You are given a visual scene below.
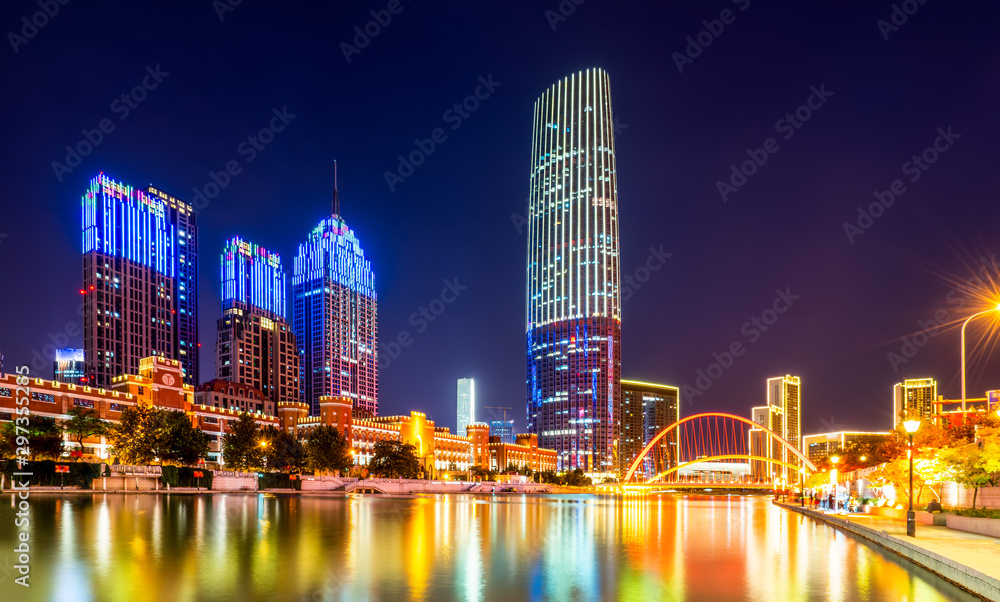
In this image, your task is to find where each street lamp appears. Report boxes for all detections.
[961,305,1000,424]
[830,455,840,513]
[903,419,921,537]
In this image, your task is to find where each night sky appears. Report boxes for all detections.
[2,1,1000,436]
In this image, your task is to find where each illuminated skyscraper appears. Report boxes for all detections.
[760,375,801,481]
[216,237,299,414]
[618,380,679,477]
[893,378,937,427]
[82,173,198,386]
[293,206,377,415]
[457,378,475,436]
[526,68,621,472]
[144,185,199,385]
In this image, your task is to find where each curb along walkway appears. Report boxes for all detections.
[777,502,1000,601]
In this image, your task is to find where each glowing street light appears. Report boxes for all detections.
[903,419,921,537]
[960,304,1000,424]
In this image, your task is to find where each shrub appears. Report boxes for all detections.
[1,459,105,489]
[160,465,213,489]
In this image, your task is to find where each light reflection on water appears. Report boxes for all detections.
[0,492,979,601]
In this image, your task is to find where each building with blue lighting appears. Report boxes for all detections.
[216,237,299,413]
[293,214,377,415]
[144,185,199,386]
[82,173,199,386]
[525,69,622,473]
[53,348,85,384]
[490,419,514,444]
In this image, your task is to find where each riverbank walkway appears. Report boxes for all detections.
[777,502,1000,600]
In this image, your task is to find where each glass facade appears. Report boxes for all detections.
[82,173,194,386]
[293,215,377,415]
[526,68,621,472]
[457,378,475,436]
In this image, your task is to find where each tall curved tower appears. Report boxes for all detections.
[526,68,621,473]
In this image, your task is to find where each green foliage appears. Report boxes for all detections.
[260,426,306,472]
[62,407,107,454]
[157,410,211,465]
[562,468,592,487]
[258,472,301,490]
[939,440,1000,509]
[536,470,560,484]
[0,416,64,460]
[471,465,496,481]
[106,404,160,465]
[369,440,420,478]
[944,506,1000,519]
[1,459,103,489]
[304,426,353,475]
[160,465,213,489]
[106,405,209,466]
[222,413,264,471]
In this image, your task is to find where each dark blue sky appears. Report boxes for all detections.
[2,1,1000,435]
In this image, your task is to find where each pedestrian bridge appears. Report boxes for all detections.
[618,412,817,492]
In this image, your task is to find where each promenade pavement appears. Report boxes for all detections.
[779,503,1000,599]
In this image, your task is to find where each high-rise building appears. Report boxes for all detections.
[801,431,892,465]
[144,185,199,385]
[216,237,299,412]
[490,419,514,444]
[526,68,621,473]
[457,378,475,436]
[748,376,801,481]
[83,173,198,386]
[293,213,377,415]
[768,375,801,457]
[618,380,679,477]
[53,348,85,384]
[893,378,937,427]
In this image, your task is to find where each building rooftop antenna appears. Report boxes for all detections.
[332,159,340,220]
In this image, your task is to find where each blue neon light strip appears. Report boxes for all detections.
[81,173,175,277]
[220,236,286,317]
[292,217,375,298]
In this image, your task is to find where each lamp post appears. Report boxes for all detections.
[830,455,840,513]
[961,305,1000,425]
[903,419,921,537]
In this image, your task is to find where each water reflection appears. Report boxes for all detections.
[0,493,978,601]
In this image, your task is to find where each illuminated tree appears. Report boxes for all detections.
[62,407,107,458]
[222,413,264,471]
[0,416,64,460]
[260,426,305,472]
[304,426,352,475]
[369,440,420,479]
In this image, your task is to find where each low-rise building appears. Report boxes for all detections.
[801,431,892,464]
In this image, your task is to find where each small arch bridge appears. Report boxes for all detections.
[619,412,817,491]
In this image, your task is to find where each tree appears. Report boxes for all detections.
[369,440,420,479]
[106,405,209,466]
[260,426,305,472]
[304,426,353,475]
[107,404,161,465]
[222,413,264,471]
[536,470,560,485]
[562,468,592,487]
[156,410,210,466]
[63,407,107,458]
[0,416,64,460]
[471,465,495,481]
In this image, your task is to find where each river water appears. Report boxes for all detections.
[0,492,979,601]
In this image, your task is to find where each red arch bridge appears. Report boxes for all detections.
[615,412,817,492]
